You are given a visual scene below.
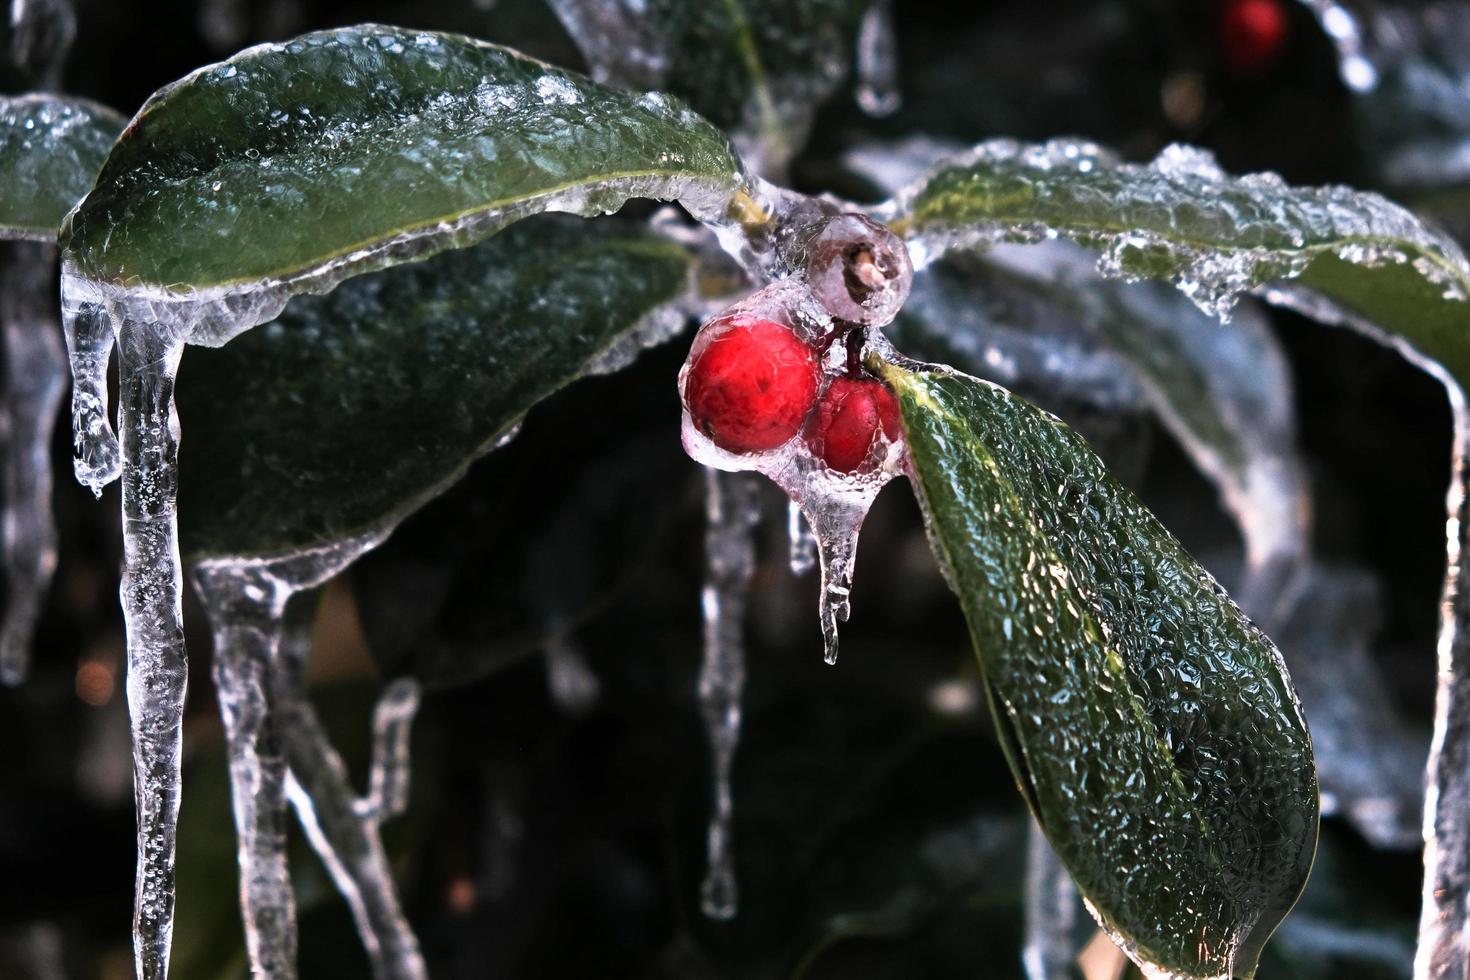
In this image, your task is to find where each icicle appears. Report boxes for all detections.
[357,678,420,822]
[1023,821,1079,980]
[114,315,187,980]
[193,564,297,980]
[1416,384,1470,980]
[698,469,760,921]
[0,242,65,684]
[1296,0,1379,92]
[61,295,119,495]
[786,499,817,576]
[854,0,900,117]
[276,601,427,980]
[544,634,600,715]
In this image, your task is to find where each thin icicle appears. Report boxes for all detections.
[1023,821,1079,980]
[1417,387,1470,980]
[61,296,118,495]
[276,600,427,980]
[0,242,65,684]
[786,499,817,576]
[698,469,760,921]
[357,679,421,823]
[854,0,899,116]
[193,564,297,980]
[115,316,187,980]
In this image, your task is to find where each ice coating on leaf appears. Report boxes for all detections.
[0,94,124,241]
[679,280,906,664]
[193,564,298,979]
[1274,564,1424,850]
[698,470,760,920]
[1023,821,1080,980]
[853,0,898,116]
[882,356,1318,979]
[276,598,427,980]
[885,138,1470,323]
[172,217,698,563]
[59,25,744,348]
[0,242,65,684]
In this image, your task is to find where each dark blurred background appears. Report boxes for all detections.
[0,0,1454,977]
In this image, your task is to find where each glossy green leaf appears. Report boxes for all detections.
[175,215,693,561]
[889,139,1470,386]
[61,24,742,295]
[0,94,123,241]
[878,358,1319,979]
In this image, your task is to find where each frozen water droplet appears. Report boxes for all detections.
[805,213,913,327]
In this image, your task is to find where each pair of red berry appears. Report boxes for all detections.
[682,314,899,475]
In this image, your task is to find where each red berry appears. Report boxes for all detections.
[683,315,821,454]
[1220,0,1288,76]
[803,377,902,474]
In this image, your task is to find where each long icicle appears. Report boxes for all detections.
[698,468,760,921]
[1022,820,1078,980]
[193,564,298,979]
[1418,386,1470,980]
[116,316,188,980]
[275,597,427,980]
[0,241,66,684]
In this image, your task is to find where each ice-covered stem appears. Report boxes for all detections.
[116,317,187,980]
[356,679,420,823]
[275,600,426,980]
[0,241,65,684]
[1022,821,1078,980]
[61,296,119,494]
[193,564,297,980]
[698,468,761,921]
[1419,389,1470,980]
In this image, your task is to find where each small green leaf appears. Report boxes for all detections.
[176,215,693,561]
[879,358,1319,979]
[61,25,742,295]
[0,94,124,241]
[890,140,1470,386]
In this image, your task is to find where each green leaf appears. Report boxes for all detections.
[0,94,124,241]
[175,215,693,562]
[61,25,742,297]
[878,358,1319,979]
[889,140,1470,386]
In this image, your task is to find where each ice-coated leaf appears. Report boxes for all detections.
[175,215,694,562]
[887,139,1470,385]
[60,25,741,316]
[0,94,123,241]
[548,0,867,175]
[879,358,1319,979]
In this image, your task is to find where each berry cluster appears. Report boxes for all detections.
[679,213,911,478]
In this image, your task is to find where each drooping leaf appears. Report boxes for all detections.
[878,357,1319,979]
[61,25,742,305]
[175,215,694,562]
[887,139,1470,386]
[0,94,124,241]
